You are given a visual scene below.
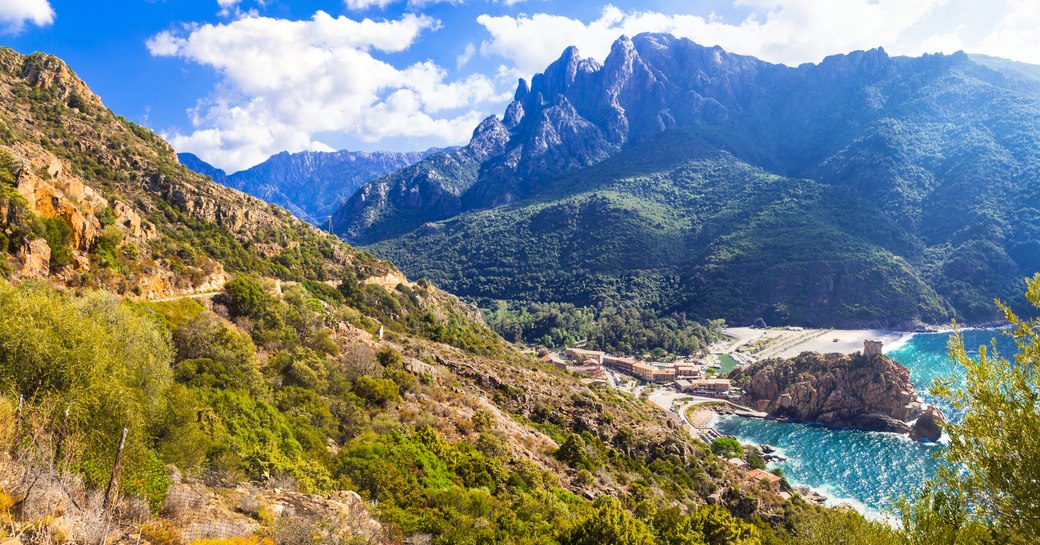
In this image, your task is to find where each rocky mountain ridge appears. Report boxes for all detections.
[179,147,446,225]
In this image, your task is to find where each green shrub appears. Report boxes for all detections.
[172,313,263,394]
[301,279,344,304]
[377,347,403,368]
[95,205,116,227]
[224,275,274,318]
[555,434,598,471]
[0,280,173,498]
[41,216,73,268]
[96,224,123,253]
[561,496,655,545]
[710,437,743,458]
[124,450,172,512]
[0,151,20,185]
[353,376,400,406]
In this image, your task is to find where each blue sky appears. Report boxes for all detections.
[1,0,1036,171]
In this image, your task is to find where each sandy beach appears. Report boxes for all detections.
[686,406,718,428]
[722,327,911,359]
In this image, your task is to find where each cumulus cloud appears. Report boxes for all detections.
[975,0,1040,64]
[0,0,55,33]
[477,1,947,75]
[148,11,507,171]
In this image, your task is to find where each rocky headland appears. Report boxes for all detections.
[729,351,944,441]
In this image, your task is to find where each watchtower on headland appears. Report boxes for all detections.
[864,339,883,357]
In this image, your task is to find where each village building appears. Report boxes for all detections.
[678,378,732,396]
[747,469,782,492]
[565,348,605,364]
[630,361,657,382]
[652,367,676,383]
[603,355,637,373]
[673,364,701,379]
[539,354,568,369]
[600,354,709,383]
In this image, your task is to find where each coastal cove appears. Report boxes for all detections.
[714,328,1013,517]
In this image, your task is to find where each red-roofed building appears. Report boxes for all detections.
[747,469,782,492]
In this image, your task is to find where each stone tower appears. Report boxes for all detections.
[864,339,883,357]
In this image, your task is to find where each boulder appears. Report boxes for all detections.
[911,405,945,442]
[17,238,50,278]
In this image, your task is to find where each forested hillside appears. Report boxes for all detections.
[338,34,1040,328]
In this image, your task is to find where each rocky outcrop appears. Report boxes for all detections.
[161,477,384,543]
[1,47,371,299]
[11,143,106,252]
[911,405,945,441]
[730,351,936,438]
[16,238,49,277]
[20,51,103,108]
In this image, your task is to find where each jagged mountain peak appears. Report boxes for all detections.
[529,43,602,107]
[513,77,530,101]
[470,115,511,158]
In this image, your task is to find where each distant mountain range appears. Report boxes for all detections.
[179,148,449,225]
[331,33,1040,328]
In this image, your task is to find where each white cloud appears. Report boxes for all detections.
[344,0,396,9]
[975,0,1040,64]
[0,0,54,33]
[217,0,242,17]
[217,0,267,18]
[149,11,507,171]
[477,1,1040,78]
[477,2,948,75]
[456,42,476,69]
[344,0,462,10]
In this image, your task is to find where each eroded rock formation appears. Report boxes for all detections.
[730,351,943,439]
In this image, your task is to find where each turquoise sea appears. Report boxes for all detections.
[714,328,1014,516]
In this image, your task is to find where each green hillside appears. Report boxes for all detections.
[370,131,952,328]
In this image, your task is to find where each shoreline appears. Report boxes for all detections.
[710,411,880,519]
[699,405,910,520]
[719,325,1008,359]
[721,327,912,359]
[881,331,915,353]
